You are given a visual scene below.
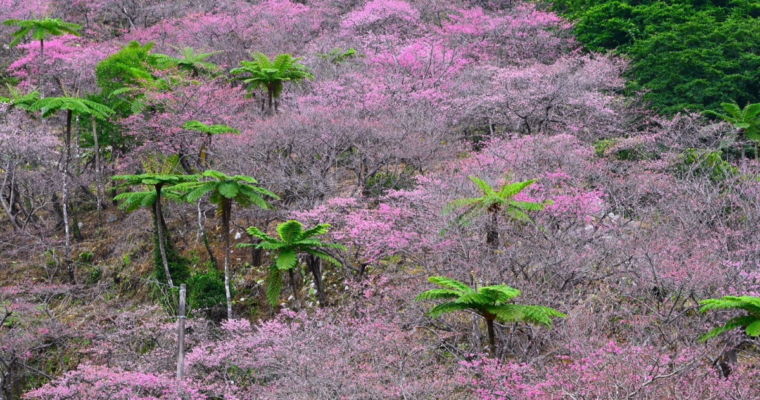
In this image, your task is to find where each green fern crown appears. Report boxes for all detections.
[415,276,566,326]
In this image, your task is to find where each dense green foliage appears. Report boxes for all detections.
[556,0,760,113]
[186,268,228,314]
[89,41,160,153]
[699,296,760,341]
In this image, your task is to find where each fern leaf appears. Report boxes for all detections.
[428,276,475,293]
[498,179,536,198]
[414,289,462,301]
[267,265,283,307]
[275,248,298,271]
[700,315,756,342]
[469,176,496,196]
[277,220,304,243]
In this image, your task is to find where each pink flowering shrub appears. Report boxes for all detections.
[185,311,460,399]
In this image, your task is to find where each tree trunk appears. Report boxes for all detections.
[307,254,326,307]
[486,318,496,358]
[155,184,174,287]
[267,88,274,114]
[250,238,263,267]
[63,110,74,283]
[222,199,233,319]
[72,201,82,241]
[197,200,218,269]
[288,268,299,304]
[486,211,499,247]
[39,40,45,98]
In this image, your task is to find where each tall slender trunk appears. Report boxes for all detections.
[63,110,74,283]
[267,88,274,114]
[155,184,173,287]
[486,318,496,358]
[486,211,499,247]
[222,199,233,319]
[288,268,299,304]
[307,255,326,307]
[197,201,218,269]
[39,40,45,98]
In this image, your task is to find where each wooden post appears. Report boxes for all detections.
[176,284,186,381]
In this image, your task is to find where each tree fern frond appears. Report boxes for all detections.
[277,220,304,243]
[700,316,757,342]
[267,265,284,307]
[304,249,341,266]
[498,179,536,198]
[414,289,462,301]
[480,285,521,302]
[428,276,475,293]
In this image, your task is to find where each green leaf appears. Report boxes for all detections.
[414,289,462,301]
[488,305,525,323]
[480,285,521,302]
[299,223,330,240]
[304,249,342,266]
[745,319,760,337]
[218,182,239,199]
[277,220,304,243]
[498,179,536,198]
[700,316,757,342]
[266,265,283,307]
[428,276,475,293]
[469,176,496,196]
[275,248,298,271]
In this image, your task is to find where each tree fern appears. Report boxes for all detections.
[112,174,197,287]
[230,52,313,113]
[173,170,278,319]
[237,220,346,307]
[3,18,81,98]
[153,46,219,76]
[705,102,760,143]
[444,176,550,247]
[416,275,565,357]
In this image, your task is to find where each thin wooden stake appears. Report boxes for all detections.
[177,284,186,381]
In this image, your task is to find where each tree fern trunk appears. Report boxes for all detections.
[486,318,496,358]
[197,200,218,269]
[39,40,45,99]
[63,110,74,283]
[308,254,326,307]
[222,199,233,319]
[288,268,299,305]
[486,212,499,247]
[155,184,173,287]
